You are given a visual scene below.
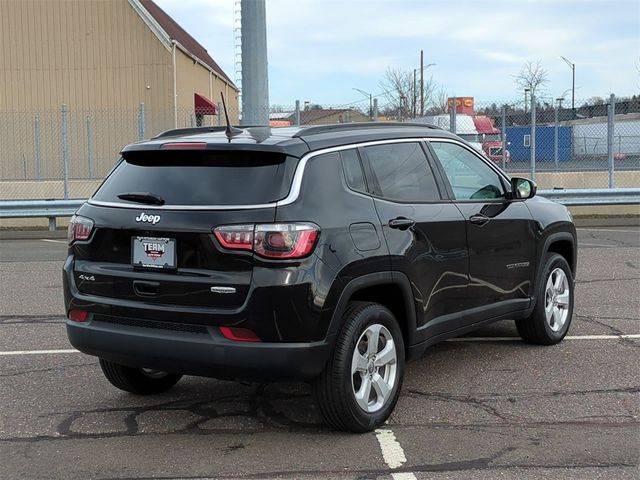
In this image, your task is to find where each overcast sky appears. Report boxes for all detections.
[155,0,639,108]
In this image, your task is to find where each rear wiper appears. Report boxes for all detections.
[117,192,165,205]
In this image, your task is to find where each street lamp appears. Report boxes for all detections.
[524,88,530,114]
[560,56,575,115]
[413,63,436,117]
[352,88,373,120]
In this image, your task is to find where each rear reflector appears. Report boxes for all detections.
[160,142,207,150]
[219,326,261,342]
[68,310,88,322]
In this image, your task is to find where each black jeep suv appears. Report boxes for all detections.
[64,123,576,432]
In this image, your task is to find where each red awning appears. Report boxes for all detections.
[194,93,217,115]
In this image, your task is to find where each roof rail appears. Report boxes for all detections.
[292,122,443,138]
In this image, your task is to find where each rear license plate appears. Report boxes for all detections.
[132,237,176,269]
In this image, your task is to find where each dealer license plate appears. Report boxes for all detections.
[132,237,176,269]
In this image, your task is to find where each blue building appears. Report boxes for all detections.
[505,126,572,162]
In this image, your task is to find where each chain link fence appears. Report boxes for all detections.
[1,94,639,200]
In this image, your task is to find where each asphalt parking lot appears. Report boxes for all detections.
[0,227,638,479]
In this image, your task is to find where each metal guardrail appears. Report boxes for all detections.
[0,189,639,231]
[0,199,84,230]
[538,188,640,206]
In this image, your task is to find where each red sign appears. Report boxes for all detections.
[447,97,474,115]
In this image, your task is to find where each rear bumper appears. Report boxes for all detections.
[67,317,331,382]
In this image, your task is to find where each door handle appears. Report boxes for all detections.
[388,217,416,230]
[469,214,490,226]
[133,280,159,296]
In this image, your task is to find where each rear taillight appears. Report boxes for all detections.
[213,224,254,250]
[67,215,94,244]
[213,223,319,259]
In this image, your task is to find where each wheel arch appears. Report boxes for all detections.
[326,272,418,351]
[543,232,576,277]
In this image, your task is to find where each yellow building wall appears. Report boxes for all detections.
[0,0,237,184]
[173,48,239,126]
[0,0,174,111]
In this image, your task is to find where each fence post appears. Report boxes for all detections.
[85,115,93,179]
[373,98,379,122]
[138,102,145,141]
[607,93,615,188]
[501,106,507,171]
[450,96,456,134]
[294,100,301,126]
[530,93,536,181]
[217,102,222,126]
[34,115,42,180]
[554,101,559,171]
[61,104,69,200]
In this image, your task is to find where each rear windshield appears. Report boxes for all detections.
[93,151,298,206]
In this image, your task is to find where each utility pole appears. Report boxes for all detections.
[241,0,269,125]
[412,70,417,118]
[420,50,424,116]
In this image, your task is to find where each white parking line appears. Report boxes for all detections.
[449,334,640,342]
[0,349,79,356]
[375,428,416,480]
[578,243,624,248]
[577,228,639,233]
[40,239,67,244]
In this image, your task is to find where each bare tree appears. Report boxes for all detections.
[426,87,449,115]
[379,68,413,119]
[514,60,549,96]
[379,68,440,119]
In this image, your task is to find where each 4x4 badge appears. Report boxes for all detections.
[135,213,161,224]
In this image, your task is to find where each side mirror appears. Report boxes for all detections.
[511,177,537,200]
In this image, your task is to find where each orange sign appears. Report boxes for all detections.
[447,97,474,115]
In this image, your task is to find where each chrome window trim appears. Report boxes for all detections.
[88,136,497,211]
[87,199,278,211]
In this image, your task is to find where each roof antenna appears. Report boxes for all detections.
[221,91,242,141]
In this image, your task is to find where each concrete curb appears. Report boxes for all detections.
[0,230,67,240]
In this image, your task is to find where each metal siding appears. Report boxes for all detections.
[506,126,572,162]
[0,0,173,110]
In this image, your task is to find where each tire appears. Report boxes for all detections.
[99,359,182,395]
[516,253,574,345]
[313,301,405,433]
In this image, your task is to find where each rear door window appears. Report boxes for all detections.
[363,142,441,203]
[93,151,298,206]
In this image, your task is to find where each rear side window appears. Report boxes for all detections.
[340,149,367,192]
[93,151,298,206]
[363,142,441,203]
